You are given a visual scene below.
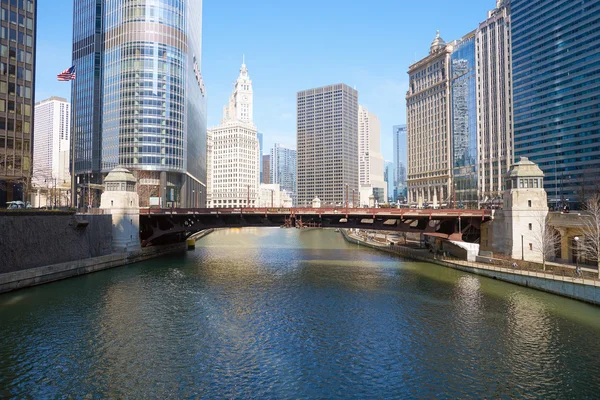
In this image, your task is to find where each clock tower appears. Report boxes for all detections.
[222,56,254,124]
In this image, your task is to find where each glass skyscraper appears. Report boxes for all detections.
[392,125,407,201]
[512,0,600,208]
[270,143,297,204]
[73,0,207,208]
[450,32,477,207]
[0,0,36,207]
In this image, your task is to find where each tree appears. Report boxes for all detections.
[531,212,561,271]
[580,193,600,278]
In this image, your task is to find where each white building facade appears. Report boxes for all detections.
[207,61,260,208]
[33,96,71,195]
[476,1,513,202]
[358,105,386,205]
[258,183,292,208]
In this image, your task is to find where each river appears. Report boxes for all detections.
[1,228,600,398]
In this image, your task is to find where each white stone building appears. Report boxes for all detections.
[476,1,513,201]
[258,183,292,208]
[358,105,386,205]
[207,60,260,208]
[406,32,453,207]
[32,97,71,187]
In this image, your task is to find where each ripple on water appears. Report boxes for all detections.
[1,229,600,398]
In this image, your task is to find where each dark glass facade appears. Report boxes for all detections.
[451,33,478,207]
[73,0,207,207]
[512,0,600,208]
[0,0,35,206]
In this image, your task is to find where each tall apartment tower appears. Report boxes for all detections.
[392,125,407,201]
[511,0,600,207]
[476,1,513,203]
[296,84,359,207]
[270,143,297,204]
[406,32,453,206]
[358,106,386,203]
[451,31,478,207]
[72,0,207,208]
[207,61,259,208]
[0,0,36,206]
[33,97,71,187]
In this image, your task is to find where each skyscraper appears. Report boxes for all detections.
[257,132,263,182]
[392,125,407,201]
[72,0,207,208]
[296,84,359,207]
[384,161,395,202]
[207,61,259,208]
[476,1,513,203]
[0,0,36,206]
[451,31,478,207]
[262,154,270,184]
[358,105,386,204]
[270,143,297,204]
[511,0,600,207]
[33,97,71,187]
[406,32,453,206]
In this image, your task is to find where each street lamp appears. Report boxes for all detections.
[574,236,580,276]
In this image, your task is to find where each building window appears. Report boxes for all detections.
[529,223,532,231]
[528,200,532,207]
[529,243,533,251]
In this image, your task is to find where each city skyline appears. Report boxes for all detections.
[34,0,495,161]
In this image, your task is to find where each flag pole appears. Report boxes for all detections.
[70,75,76,209]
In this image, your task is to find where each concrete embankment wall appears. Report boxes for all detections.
[0,243,187,294]
[0,212,113,274]
[340,230,600,306]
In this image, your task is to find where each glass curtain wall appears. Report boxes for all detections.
[451,34,478,208]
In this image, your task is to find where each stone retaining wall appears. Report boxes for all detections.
[0,213,113,274]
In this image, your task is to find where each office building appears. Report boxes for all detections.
[32,97,70,186]
[406,32,453,206]
[392,125,407,201]
[258,132,263,182]
[451,31,478,207]
[262,154,270,184]
[358,105,386,204]
[296,84,359,207]
[384,161,395,202]
[512,0,600,207]
[476,0,513,203]
[207,61,259,208]
[72,0,207,208]
[0,0,36,206]
[270,143,296,204]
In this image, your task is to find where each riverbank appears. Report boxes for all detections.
[341,229,600,306]
[0,229,215,294]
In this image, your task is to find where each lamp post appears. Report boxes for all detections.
[574,236,580,275]
[521,234,524,261]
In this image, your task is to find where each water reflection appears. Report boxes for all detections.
[1,229,600,398]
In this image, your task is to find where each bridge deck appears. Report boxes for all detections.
[140,207,492,219]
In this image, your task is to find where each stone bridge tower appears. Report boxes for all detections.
[100,167,141,253]
[503,157,548,262]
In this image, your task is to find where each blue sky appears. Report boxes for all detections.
[37,0,494,161]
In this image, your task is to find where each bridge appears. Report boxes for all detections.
[139,207,493,247]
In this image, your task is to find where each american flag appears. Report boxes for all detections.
[57,66,76,81]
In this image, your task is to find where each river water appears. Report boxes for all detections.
[1,228,600,398]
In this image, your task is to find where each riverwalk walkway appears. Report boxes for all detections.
[341,229,600,305]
